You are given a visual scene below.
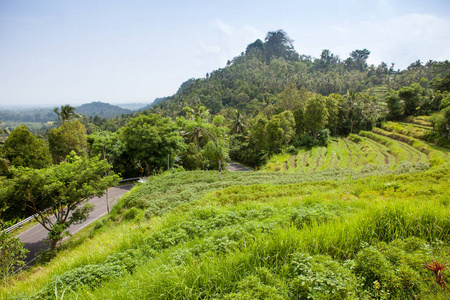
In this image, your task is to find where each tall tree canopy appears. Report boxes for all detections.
[120,114,185,175]
[48,120,88,163]
[0,153,120,250]
[304,95,329,140]
[264,30,297,62]
[3,125,52,169]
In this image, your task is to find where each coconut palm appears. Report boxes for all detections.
[230,109,246,135]
[53,105,80,124]
[342,90,364,133]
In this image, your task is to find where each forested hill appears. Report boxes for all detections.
[76,101,132,118]
[138,97,166,111]
[152,30,450,116]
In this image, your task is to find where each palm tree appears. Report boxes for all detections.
[230,109,246,135]
[0,121,10,145]
[53,105,80,124]
[342,90,363,133]
[362,94,381,130]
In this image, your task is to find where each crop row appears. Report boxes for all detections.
[268,128,439,174]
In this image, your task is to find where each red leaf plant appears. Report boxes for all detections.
[424,259,450,299]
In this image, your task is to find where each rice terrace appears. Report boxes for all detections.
[1,1,450,299]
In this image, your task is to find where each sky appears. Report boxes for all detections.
[0,0,449,107]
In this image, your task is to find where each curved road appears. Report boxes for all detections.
[17,185,133,265]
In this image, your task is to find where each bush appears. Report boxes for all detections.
[34,250,141,298]
[122,207,139,220]
[289,253,359,299]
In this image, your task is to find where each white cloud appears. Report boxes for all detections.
[194,21,265,73]
[367,13,450,67]
[212,19,233,37]
[318,13,450,68]
[199,42,221,54]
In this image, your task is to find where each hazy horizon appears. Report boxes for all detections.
[1,0,449,107]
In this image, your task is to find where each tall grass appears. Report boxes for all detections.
[4,164,449,299]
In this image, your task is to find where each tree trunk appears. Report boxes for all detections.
[218,160,222,180]
[106,189,110,214]
[313,131,318,141]
[50,239,58,251]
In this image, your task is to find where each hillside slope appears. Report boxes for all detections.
[264,119,450,173]
[3,164,449,299]
[3,137,450,300]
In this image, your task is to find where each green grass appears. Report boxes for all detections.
[3,120,450,299]
[2,164,450,299]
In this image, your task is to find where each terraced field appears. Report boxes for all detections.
[264,120,450,173]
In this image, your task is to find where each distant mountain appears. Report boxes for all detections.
[138,97,166,111]
[76,101,132,118]
[115,103,148,111]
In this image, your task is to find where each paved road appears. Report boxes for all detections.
[17,185,133,265]
[227,161,253,172]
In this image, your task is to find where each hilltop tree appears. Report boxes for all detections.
[348,49,371,71]
[3,125,52,169]
[264,30,297,62]
[0,153,120,251]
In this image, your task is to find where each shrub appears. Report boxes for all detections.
[122,207,139,220]
[289,253,359,299]
[34,250,141,298]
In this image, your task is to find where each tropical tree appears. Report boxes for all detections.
[398,83,421,116]
[266,110,296,152]
[229,109,246,135]
[3,125,52,169]
[362,94,382,130]
[48,120,87,163]
[53,105,80,124]
[201,126,229,180]
[0,223,28,285]
[87,131,124,213]
[120,114,185,175]
[0,121,9,145]
[385,90,403,120]
[304,95,329,140]
[342,90,364,133]
[0,153,120,251]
